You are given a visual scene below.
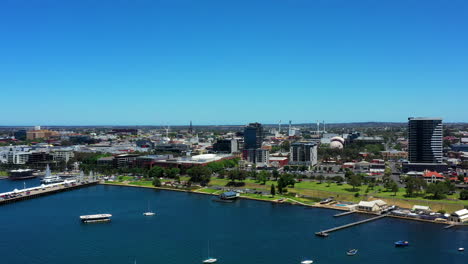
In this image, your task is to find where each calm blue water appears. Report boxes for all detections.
[0,177,42,192]
[0,183,467,264]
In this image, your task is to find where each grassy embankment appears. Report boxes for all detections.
[106,176,468,212]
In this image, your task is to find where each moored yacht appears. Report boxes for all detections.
[80,214,112,223]
[394,240,409,247]
[41,165,64,184]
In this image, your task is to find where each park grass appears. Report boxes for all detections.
[196,188,221,194]
[128,181,153,187]
[106,176,468,212]
[240,193,281,201]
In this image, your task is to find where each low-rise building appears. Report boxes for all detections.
[269,156,289,167]
[412,205,431,213]
[26,130,59,140]
[381,150,408,160]
[51,149,75,162]
[423,170,445,183]
[448,209,468,224]
[357,200,387,212]
[154,154,235,168]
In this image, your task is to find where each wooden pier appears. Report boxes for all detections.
[0,181,99,206]
[334,211,355,217]
[316,214,388,237]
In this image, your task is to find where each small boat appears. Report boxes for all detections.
[347,249,358,256]
[203,241,217,263]
[315,231,329,237]
[301,260,313,264]
[394,240,409,247]
[458,248,464,251]
[80,214,112,223]
[143,201,156,216]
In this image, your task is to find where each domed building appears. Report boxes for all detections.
[329,136,345,149]
[330,136,345,145]
[329,141,344,149]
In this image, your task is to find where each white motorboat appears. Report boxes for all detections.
[458,248,464,251]
[143,201,155,216]
[41,165,64,184]
[301,260,313,264]
[203,241,217,263]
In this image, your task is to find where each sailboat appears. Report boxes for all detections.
[143,201,155,216]
[202,241,217,263]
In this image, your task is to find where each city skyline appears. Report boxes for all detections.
[1,0,467,125]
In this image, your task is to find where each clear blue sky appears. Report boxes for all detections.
[1,0,467,126]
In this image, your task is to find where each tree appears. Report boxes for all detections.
[148,166,165,178]
[152,177,162,187]
[165,168,180,178]
[206,161,224,173]
[279,174,295,188]
[426,182,449,199]
[280,140,290,152]
[270,184,276,196]
[257,171,269,185]
[317,175,325,184]
[272,169,280,181]
[405,178,416,197]
[406,177,427,197]
[326,179,333,187]
[187,166,212,186]
[460,189,468,200]
[345,169,354,179]
[390,181,399,196]
[384,167,392,177]
[277,183,283,194]
[333,176,344,184]
[349,174,362,191]
[228,170,239,182]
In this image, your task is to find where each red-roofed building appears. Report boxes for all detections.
[449,177,468,184]
[423,170,445,183]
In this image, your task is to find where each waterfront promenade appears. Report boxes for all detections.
[0,181,99,206]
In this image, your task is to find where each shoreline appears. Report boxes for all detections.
[100,182,465,227]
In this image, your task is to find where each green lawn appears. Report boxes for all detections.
[106,176,468,212]
[128,181,153,187]
[196,188,221,194]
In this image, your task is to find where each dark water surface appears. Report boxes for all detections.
[0,184,466,264]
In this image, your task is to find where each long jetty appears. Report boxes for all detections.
[334,211,355,217]
[316,214,388,237]
[0,181,99,206]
